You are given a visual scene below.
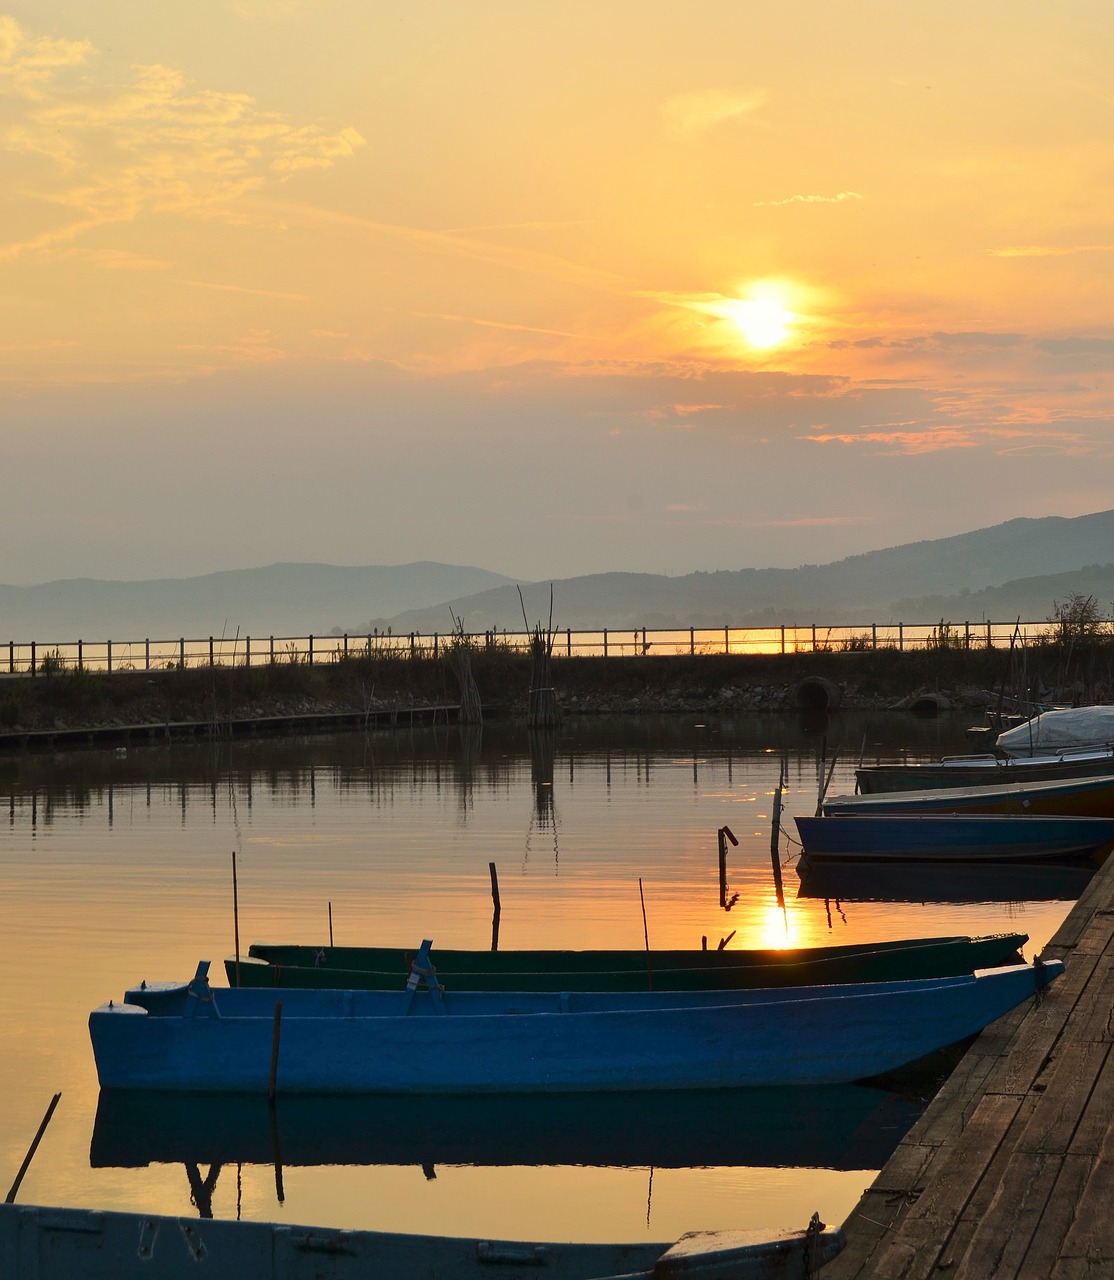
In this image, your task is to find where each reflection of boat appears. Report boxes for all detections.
[227,932,1031,992]
[0,1201,845,1280]
[89,958,1062,1093]
[793,813,1114,862]
[823,772,1114,818]
[855,747,1114,794]
[795,856,1096,905]
[90,1082,926,1174]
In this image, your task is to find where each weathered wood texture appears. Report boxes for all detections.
[821,855,1114,1280]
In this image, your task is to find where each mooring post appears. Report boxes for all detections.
[232,850,241,987]
[638,877,652,990]
[489,861,501,951]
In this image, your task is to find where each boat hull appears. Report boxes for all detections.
[855,749,1114,794]
[794,813,1114,862]
[823,773,1114,818]
[88,961,1062,1094]
[226,934,1029,992]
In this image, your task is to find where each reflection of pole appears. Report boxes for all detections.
[770,786,785,908]
[269,1100,285,1205]
[489,862,501,951]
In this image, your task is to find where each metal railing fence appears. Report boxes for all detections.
[0,619,1069,676]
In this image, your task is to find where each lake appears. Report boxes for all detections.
[0,711,1087,1247]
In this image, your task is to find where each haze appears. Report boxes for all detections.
[3,3,1113,586]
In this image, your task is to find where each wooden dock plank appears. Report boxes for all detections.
[819,851,1114,1280]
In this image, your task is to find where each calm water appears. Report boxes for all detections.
[0,712,1087,1246]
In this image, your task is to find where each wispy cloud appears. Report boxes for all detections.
[991,244,1114,257]
[0,20,366,262]
[754,191,863,207]
[416,311,581,339]
[660,89,765,136]
[174,279,310,302]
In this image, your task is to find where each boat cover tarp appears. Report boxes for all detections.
[997,706,1114,757]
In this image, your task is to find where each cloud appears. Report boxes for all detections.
[0,15,91,99]
[1035,338,1114,356]
[754,192,863,208]
[991,244,1114,258]
[829,331,1026,352]
[660,89,764,135]
[0,21,366,261]
[806,423,1088,456]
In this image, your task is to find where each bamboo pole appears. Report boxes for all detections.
[6,1093,61,1204]
[639,878,653,990]
[232,850,240,988]
[489,861,501,951]
[268,1001,282,1103]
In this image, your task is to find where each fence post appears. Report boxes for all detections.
[145,639,150,671]
[209,637,214,668]
[309,635,314,665]
[986,620,992,648]
[179,638,185,668]
[603,628,608,658]
[898,624,904,651]
[780,626,785,655]
[965,621,970,649]
[343,634,348,660]
[246,637,251,668]
[107,640,112,673]
[872,624,877,650]
[724,626,729,655]
[434,633,438,659]
[77,639,83,669]
[567,628,571,657]
[811,624,817,652]
[30,641,36,677]
[270,636,275,664]
[8,641,13,674]
[690,627,695,656]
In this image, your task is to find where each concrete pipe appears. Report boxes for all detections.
[908,693,951,718]
[795,676,841,712]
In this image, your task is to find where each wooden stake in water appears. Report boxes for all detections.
[328,901,333,947]
[232,850,241,988]
[6,1092,61,1204]
[489,861,501,952]
[639,877,653,990]
[770,784,785,908]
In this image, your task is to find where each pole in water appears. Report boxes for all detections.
[769,785,785,908]
[639,877,653,990]
[6,1092,61,1204]
[328,901,333,947]
[489,861,501,952]
[718,826,738,909]
[269,1001,283,1104]
[232,850,241,988]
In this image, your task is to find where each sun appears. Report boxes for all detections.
[723,295,795,350]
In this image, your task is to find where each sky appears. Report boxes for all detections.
[2,1,1113,585]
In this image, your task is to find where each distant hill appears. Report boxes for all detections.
[5,510,1114,641]
[372,510,1114,633]
[0,563,516,640]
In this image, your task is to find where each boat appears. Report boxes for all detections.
[822,771,1114,818]
[793,813,1114,862]
[855,746,1114,794]
[225,932,1031,992]
[88,956,1062,1094]
[91,1080,926,1173]
[998,705,1114,757]
[0,1200,845,1280]
[795,856,1096,905]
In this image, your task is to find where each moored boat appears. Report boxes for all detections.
[0,1200,845,1280]
[225,932,1030,992]
[997,705,1114,757]
[88,956,1063,1094]
[823,771,1114,818]
[855,746,1114,794]
[793,813,1114,862]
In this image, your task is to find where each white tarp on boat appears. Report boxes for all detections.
[997,706,1114,757]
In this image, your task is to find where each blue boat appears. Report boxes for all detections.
[88,956,1062,1094]
[793,813,1114,862]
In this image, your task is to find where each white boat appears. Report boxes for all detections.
[88,957,1063,1094]
[998,705,1114,757]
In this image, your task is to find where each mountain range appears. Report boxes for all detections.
[3,510,1114,642]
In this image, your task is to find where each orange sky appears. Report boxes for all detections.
[2,2,1113,585]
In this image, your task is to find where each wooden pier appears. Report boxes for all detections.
[821,853,1114,1279]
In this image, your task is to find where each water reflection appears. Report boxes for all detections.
[92,1085,927,1219]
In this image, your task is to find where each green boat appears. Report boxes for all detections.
[224,933,1028,993]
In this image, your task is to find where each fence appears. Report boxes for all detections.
[0,619,1059,677]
